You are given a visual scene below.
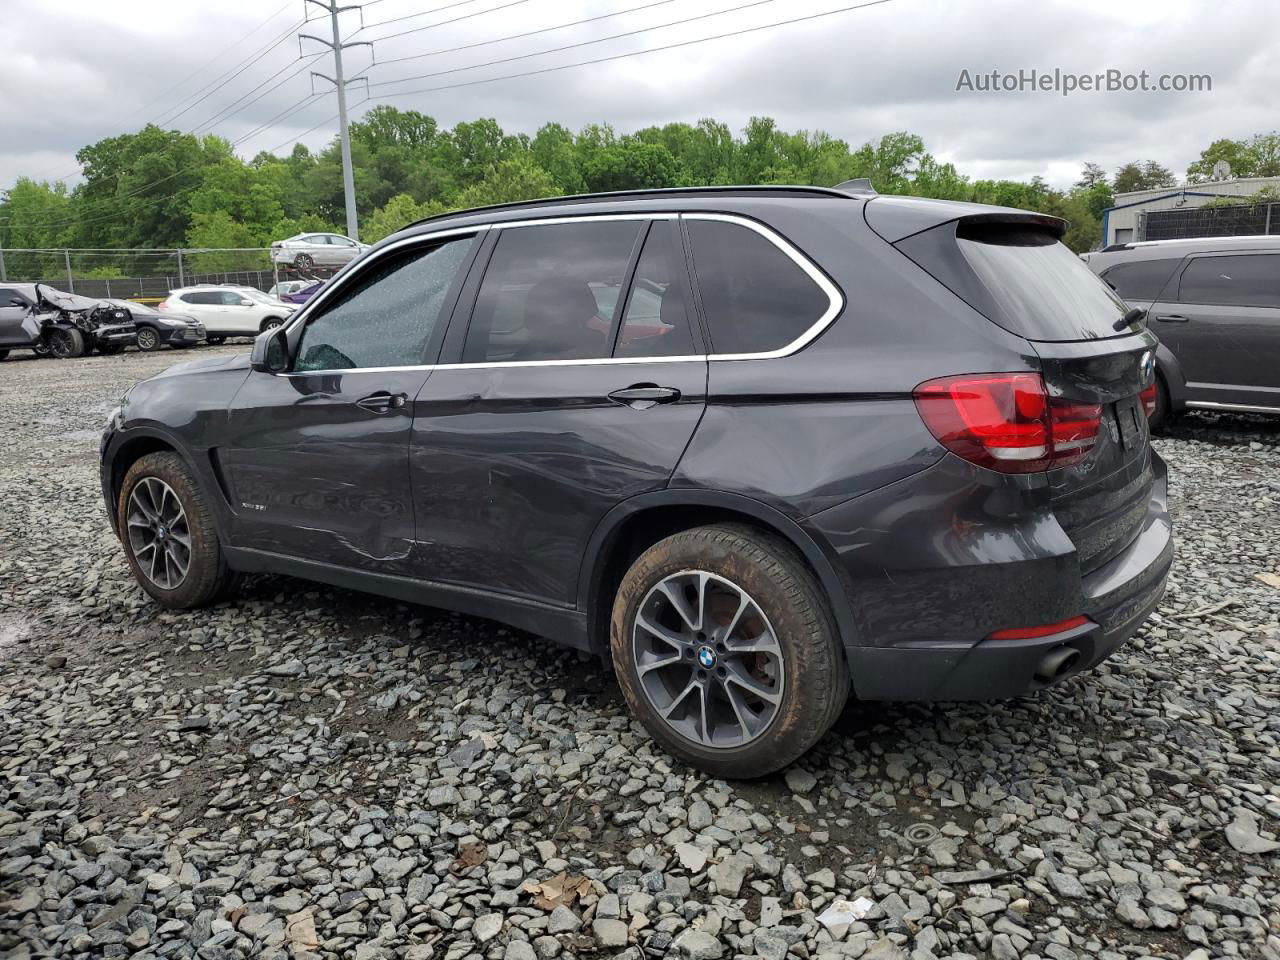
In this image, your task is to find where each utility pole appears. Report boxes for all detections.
[302,1,371,242]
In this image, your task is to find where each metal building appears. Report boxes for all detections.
[1102,176,1280,247]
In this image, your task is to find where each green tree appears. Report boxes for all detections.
[452,156,559,208]
[1074,163,1108,189]
[363,194,448,243]
[582,142,680,193]
[1113,160,1176,194]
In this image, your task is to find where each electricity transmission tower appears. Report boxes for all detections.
[301,0,371,241]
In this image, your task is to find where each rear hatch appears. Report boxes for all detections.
[874,202,1157,575]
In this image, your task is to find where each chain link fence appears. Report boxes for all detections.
[1137,201,1280,242]
[0,247,322,301]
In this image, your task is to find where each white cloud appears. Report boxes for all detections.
[2,0,1276,190]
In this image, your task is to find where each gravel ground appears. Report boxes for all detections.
[2,345,1279,960]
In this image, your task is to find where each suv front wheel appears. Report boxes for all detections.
[611,525,849,778]
[118,452,237,608]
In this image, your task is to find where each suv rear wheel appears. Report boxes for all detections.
[118,452,236,608]
[611,524,849,778]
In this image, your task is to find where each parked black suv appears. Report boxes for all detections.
[1084,235,1280,428]
[101,186,1173,777]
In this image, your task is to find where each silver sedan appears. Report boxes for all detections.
[270,233,370,270]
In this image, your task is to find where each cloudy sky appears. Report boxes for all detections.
[2,0,1276,191]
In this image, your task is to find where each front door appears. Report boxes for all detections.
[1151,251,1280,407]
[410,217,708,606]
[219,233,480,573]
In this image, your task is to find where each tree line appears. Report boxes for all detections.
[2,107,1278,279]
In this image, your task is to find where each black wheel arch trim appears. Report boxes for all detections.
[576,488,860,655]
[101,426,228,540]
[1152,341,1186,410]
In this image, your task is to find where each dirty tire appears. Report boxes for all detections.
[117,452,237,609]
[0,349,8,361]
[294,253,315,270]
[611,524,849,779]
[260,317,285,333]
[49,327,85,359]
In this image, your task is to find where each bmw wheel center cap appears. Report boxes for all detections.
[696,645,717,669]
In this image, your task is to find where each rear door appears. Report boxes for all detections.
[408,215,708,606]
[1149,251,1280,407]
[219,233,480,573]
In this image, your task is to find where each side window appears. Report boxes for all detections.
[295,236,475,372]
[686,218,831,355]
[615,221,697,358]
[1178,254,1280,307]
[182,292,216,305]
[463,220,642,363]
[221,291,249,306]
[1100,260,1180,301]
[0,288,23,306]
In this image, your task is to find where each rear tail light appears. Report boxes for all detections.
[157,300,170,311]
[912,373,1102,474]
[1139,383,1157,418]
[988,615,1089,640]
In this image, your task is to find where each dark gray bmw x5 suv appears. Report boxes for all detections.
[101,185,1173,777]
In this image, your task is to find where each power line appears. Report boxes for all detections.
[355,0,530,46]
[43,1,301,183]
[143,2,301,128]
[355,0,493,34]
[263,0,900,152]
[371,0,899,101]
[367,0,777,91]
[190,55,327,135]
[154,18,311,128]
[18,0,902,231]
[373,0,677,69]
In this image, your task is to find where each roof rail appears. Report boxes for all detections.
[402,183,860,232]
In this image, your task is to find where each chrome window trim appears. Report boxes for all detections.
[279,211,844,376]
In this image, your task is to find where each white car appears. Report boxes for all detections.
[158,286,295,342]
[271,233,370,270]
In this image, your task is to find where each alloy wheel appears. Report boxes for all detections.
[632,570,785,749]
[49,331,73,358]
[137,328,159,350]
[125,477,192,590]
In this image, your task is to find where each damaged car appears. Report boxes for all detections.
[0,283,137,359]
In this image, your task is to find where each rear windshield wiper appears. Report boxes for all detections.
[1113,307,1146,332]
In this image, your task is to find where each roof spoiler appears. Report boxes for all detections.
[833,178,877,196]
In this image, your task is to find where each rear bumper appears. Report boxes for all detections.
[808,451,1173,701]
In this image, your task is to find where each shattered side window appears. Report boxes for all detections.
[295,237,475,372]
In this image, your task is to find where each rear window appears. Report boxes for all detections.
[686,218,831,354]
[1178,254,1280,307]
[897,221,1129,342]
[1099,259,1180,301]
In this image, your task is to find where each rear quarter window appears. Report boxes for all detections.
[685,218,832,355]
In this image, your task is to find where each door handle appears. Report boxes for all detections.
[608,384,681,409]
[1154,314,1188,323]
[355,391,407,413]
